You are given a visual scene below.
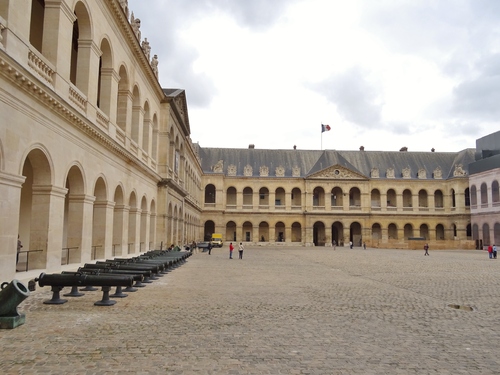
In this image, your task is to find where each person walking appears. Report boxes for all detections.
[488,244,493,259]
[493,244,497,259]
[424,243,429,256]
[238,242,244,259]
[229,242,234,259]
[16,235,22,265]
[207,242,212,255]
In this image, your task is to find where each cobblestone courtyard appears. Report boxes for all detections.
[2,247,500,374]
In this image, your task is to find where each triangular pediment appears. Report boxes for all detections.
[308,164,368,179]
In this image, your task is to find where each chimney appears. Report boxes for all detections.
[399,146,408,152]
[249,144,255,149]
[431,148,435,152]
[293,145,297,150]
[359,146,365,151]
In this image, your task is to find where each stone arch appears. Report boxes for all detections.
[404,223,413,239]
[420,223,429,239]
[70,1,93,92]
[275,221,285,242]
[243,186,253,207]
[372,223,382,241]
[243,221,253,242]
[204,184,216,205]
[18,148,55,270]
[204,220,215,241]
[435,224,445,241]
[349,187,361,207]
[312,186,325,207]
[418,189,428,208]
[371,189,381,208]
[140,195,148,252]
[91,176,109,260]
[313,221,326,246]
[62,164,87,265]
[291,222,302,242]
[226,186,237,207]
[350,221,362,246]
[388,223,398,240]
[142,100,151,153]
[112,185,126,256]
[291,187,302,207]
[131,85,141,143]
[331,221,343,245]
[480,182,488,205]
[97,36,114,115]
[116,64,130,133]
[226,220,236,242]
[259,221,269,242]
[331,186,343,207]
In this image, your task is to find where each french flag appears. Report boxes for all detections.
[321,124,331,133]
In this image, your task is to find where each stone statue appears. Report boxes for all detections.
[119,0,129,19]
[141,38,151,61]
[151,54,159,79]
[130,12,141,41]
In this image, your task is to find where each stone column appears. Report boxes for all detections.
[42,0,76,87]
[0,172,25,279]
[113,204,129,256]
[31,185,67,272]
[92,200,115,260]
[66,194,95,264]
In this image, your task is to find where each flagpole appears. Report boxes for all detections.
[321,123,323,150]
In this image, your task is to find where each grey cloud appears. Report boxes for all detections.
[451,54,500,120]
[309,68,383,128]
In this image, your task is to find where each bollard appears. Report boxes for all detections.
[0,280,30,329]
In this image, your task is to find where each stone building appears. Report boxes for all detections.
[198,146,476,249]
[0,0,202,282]
[468,130,500,248]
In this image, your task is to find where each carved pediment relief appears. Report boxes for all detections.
[292,166,301,177]
[309,165,366,179]
[371,168,379,178]
[244,165,253,176]
[402,167,411,178]
[213,160,223,173]
[417,168,427,179]
[433,167,442,179]
[275,166,285,177]
[259,165,269,177]
[454,164,467,177]
[227,164,237,176]
[386,168,395,178]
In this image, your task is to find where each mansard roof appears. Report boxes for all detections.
[198,147,476,180]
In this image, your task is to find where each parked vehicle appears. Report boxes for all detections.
[211,234,223,248]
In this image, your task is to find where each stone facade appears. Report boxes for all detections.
[0,0,202,282]
[468,131,500,248]
[198,147,476,249]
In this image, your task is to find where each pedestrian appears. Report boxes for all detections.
[494,244,497,259]
[17,235,22,264]
[207,242,212,255]
[424,243,429,256]
[238,242,244,259]
[333,239,336,250]
[229,242,234,259]
[363,242,366,250]
[349,240,353,249]
[488,244,493,259]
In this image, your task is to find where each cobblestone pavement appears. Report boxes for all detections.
[2,247,500,374]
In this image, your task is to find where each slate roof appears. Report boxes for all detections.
[198,147,476,180]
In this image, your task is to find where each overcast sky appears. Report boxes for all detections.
[128,0,500,152]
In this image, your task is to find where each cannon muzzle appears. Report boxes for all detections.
[0,279,30,329]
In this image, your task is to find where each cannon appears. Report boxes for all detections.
[78,267,147,290]
[36,273,134,306]
[0,280,30,329]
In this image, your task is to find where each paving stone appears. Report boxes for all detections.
[1,247,499,374]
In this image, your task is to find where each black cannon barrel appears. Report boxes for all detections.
[77,268,144,282]
[36,273,134,288]
[96,262,161,273]
[82,264,152,277]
